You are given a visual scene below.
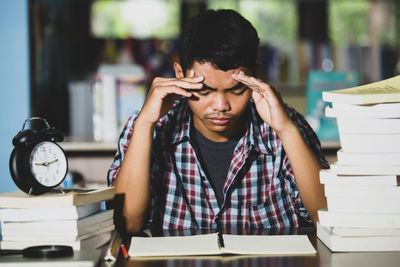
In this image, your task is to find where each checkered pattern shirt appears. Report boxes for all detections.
[108,99,329,230]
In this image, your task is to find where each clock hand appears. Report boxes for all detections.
[34,159,58,167]
[46,159,58,165]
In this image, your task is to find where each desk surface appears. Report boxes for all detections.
[99,234,400,267]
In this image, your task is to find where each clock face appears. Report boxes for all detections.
[29,141,68,187]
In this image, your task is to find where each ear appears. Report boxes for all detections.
[173,62,185,78]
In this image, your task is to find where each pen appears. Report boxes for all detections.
[120,244,129,259]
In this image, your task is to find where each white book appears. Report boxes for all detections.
[1,219,114,239]
[337,149,400,166]
[330,227,400,237]
[1,209,113,231]
[0,231,112,250]
[319,169,399,186]
[330,162,400,175]
[339,133,400,153]
[327,196,400,213]
[0,187,115,208]
[0,202,101,222]
[318,209,400,228]
[317,223,400,252]
[99,74,118,142]
[325,102,400,118]
[336,117,400,134]
[324,184,400,199]
[128,233,316,257]
[1,224,115,242]
[322,75,400,105]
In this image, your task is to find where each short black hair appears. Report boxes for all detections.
[179,9,260,75]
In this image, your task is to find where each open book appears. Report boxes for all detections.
[128,233,316,257]
[322,75,400,104]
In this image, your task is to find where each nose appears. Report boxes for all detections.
[211,92,230,112]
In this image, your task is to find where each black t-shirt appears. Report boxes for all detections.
[194,128,241,207]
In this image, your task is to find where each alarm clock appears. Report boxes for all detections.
[9,117,68,195]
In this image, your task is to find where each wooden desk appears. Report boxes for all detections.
[99,234,400,267]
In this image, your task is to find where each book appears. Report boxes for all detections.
[92,73,118,142]
[0,231,112,250]
[318,209,400,228]
[93,64,146,142]
[329,227,400,237]
[1,224,115,242]
[325,102,400,118]
[339,133,400,153]
[327,196,400,214]
[322,75,400,105]
[336,150,400,166]
[0,187,115,208]
[1,219,114,241]
[324,184,400,199]
[336,117,400,134]
[317,223,400,252]
[330,162,400,175]
[1,210,113,232]
[128,233,316,257]
[319,169,399,186]
[0,202,101,222]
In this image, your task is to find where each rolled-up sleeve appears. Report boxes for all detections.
[107,110,140,186]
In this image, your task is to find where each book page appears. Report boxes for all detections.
[222,234,316,256]
[332,76,400,95]
[129,233,221,257]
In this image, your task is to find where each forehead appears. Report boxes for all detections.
[189,62,243,89]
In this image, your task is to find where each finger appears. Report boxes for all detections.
[232,72,279,101]
[155,85,192,98]
[162,77,204,90]
[154,74,203,86]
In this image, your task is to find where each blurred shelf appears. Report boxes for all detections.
[61,137,117,153]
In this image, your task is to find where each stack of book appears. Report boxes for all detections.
[317,75,400,252]
[0,187,115,250]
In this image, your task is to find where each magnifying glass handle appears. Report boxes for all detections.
[0,249,22,256]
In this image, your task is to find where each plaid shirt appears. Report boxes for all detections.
[108,99,329,230]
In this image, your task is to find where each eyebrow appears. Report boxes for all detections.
[201,82,245,92]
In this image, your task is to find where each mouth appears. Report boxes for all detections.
[208,117,232,126]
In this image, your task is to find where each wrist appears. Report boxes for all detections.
[135,115,157,131]
[275,121,298,140]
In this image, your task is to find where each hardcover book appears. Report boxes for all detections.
[318,209,400,229]
[317,223,400,252]
[0,188,115,208]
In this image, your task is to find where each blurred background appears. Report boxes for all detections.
[1,0,400,192]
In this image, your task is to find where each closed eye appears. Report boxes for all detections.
[197,90,212,96]
[230,87,248,96]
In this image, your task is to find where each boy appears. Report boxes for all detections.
[108,9,329,233]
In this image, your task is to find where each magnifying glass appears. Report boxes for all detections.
[0,245,73,258]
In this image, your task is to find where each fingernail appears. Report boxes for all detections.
[239,71,245,77]
[189,70,194,77]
